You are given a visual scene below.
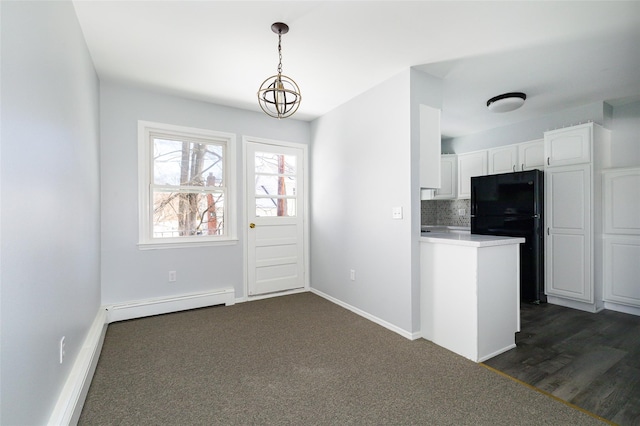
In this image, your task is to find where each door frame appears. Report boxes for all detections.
[241,135,310,301]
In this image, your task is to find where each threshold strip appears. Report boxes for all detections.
[479,363,615,425]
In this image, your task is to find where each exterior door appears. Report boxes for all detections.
[245,139,306,296]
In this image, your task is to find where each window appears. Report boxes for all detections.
[138,121,236,248]
[253,151,298,217]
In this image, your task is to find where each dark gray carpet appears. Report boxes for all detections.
[79,292,606,425]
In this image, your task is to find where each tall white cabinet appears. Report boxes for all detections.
[602,167,640,315]
[544,122,610,313]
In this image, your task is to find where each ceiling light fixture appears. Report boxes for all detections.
[486,92,526,113]
[257,22,301,119]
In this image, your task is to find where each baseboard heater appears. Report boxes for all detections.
[106,288,235,323]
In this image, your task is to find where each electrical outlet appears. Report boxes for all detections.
[350,269,356,281]
[458,208,466,216]
[59,336,66,364]
[169,271,177,282]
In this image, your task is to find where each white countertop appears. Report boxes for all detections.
[420,232,525,247]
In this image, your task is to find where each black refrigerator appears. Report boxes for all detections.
[471,169,545,303]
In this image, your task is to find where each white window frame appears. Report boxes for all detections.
[138,121,237,249]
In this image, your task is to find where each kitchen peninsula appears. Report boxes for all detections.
[420,232,525,362]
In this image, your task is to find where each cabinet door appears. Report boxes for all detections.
[457,151,487,199]
[544,123,592,167]
[518,139,544,171]
[434,155,457,199]
[488,145,518,175]
[603,236,640,307]
[603,168,640,235]
[545,164,592,302]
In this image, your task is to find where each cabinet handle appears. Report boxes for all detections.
[547,157,550,166]
[512,165,516,172]
[521,163,524,171]
[547,227,550,236]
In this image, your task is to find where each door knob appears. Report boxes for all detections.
[249,223,255,229]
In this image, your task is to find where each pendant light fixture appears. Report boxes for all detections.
[257,22,301,119]
[486,92,526,113]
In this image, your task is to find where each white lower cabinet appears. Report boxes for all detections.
[602,167,640,310]
[545,163,593,305]
[603,237,640,307]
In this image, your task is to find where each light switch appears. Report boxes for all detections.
[392,206,403,219]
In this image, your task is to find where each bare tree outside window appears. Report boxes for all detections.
[152,137,225,238]
[254,151,297,217]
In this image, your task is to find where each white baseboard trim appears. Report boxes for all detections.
[310,288,414,340]
[106,288,235,323]
[604,301,640,317]
[547,296,603,313]
[49,288,236,425]
[47,308,108,426]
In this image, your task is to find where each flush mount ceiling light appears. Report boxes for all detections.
[486,92,527,113]
[257,22,301,119]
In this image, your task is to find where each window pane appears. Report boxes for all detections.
[153,138,224,187]
[254,152,296,175]
[255,174,297,197]
[256,197,296,217]
[152,190,224,237]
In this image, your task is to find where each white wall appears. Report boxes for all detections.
[100,82,310,305]
[0,2,101,424]
[410,69,444,331]
[442,101,609,154]
[442,100,639,167]
[310,70,415,333]
[609,101,640,168]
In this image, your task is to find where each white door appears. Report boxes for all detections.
[245,140,306,296]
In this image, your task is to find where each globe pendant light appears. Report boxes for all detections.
[257,22,301,119]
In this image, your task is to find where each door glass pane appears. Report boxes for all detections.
[253,151,297,217]
[254,152,296,175]
[255,175,297,197]
[152,190,224,237]
[255,197,296,217]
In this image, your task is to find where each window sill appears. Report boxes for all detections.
[138,238,239,250]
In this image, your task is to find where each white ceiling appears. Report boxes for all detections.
[72,1,640,138]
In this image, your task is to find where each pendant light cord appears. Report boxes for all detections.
[277,33,283,76]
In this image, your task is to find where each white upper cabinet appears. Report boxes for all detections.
[434,155,457,199]
[457,150,488,199]
[419,105,441,189]
[544,123,592,167]
[517,139,544,171]
[603,167,640,235]
[488,145,518,174]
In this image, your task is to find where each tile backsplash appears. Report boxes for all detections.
[421,199,471,227]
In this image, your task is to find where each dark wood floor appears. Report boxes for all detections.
[483,302,640,425]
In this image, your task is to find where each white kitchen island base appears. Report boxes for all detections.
[420,233,524,362]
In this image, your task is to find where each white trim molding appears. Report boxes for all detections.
[49,288,236,424]
[47,309,108,426]
[311,288,416,341]
[106,288,235,323]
